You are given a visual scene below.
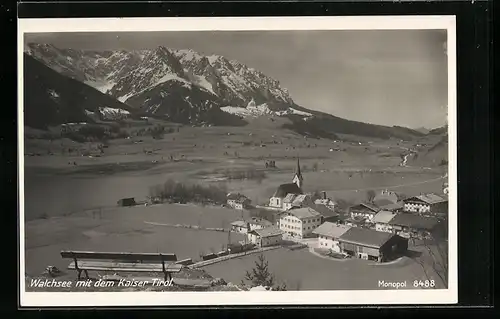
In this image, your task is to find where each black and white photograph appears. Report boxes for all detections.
[18,17,457,306]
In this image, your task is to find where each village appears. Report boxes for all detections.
[49,155,450,292]
[221,158,448,265]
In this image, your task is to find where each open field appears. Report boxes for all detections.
[203,247,446,290]
[24,124,447,220]
[24,204,247,278]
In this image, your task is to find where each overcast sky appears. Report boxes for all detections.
[25,30,448,129]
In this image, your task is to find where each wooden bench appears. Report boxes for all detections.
[60,251,183,281]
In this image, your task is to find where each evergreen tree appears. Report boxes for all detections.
[244,254,287,290]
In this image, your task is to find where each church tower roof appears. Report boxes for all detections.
[295,157,302,178]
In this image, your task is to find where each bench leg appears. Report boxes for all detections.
[84,270,90,279]
[77,269,82,281]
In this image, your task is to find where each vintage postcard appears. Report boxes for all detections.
[18,16,457,306]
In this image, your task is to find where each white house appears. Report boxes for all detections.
[227,193,251,210]
[349,202,380,223]
[247,227,284,247]
[230,217,273,234]
[371,210,398,233]
[278,207,322,239]
[268,158,303,209]
[403,193,448,217]
[312,222,352,253]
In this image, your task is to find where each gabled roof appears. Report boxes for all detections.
[273,183,303,198]
[311,203,339,218]
[350,202,380,213]
[230,220,246,227]
[286,207,322,219]
[249,227,284,238]
[372,211,398,224]
[339,227,398,249]
[231,218,272,228]
[248,218,273,227]
[312,222,351,238]
[377,202,404,211]
[291,194,310,206]
[227,192,247,200]
[315,198,336,206]
[283,193,297,203]
[404,193,447,205]
[388,214,440,230]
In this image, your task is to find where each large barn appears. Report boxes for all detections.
[338,227,408,262]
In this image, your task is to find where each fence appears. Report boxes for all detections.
[189,246,281,268]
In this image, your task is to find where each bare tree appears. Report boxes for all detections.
[366,190,376,203]
[312,162,319,172]
[411,235,448,288]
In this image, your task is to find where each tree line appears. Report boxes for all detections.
[149,179,228,205]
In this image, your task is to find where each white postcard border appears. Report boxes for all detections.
[18,16,457,307]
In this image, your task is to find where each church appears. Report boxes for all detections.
[268,158,304,209]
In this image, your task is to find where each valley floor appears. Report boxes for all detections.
[22,126,449,291]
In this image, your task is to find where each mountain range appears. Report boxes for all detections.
[24,43,437,140]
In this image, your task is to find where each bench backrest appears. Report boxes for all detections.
[60,251,178,263]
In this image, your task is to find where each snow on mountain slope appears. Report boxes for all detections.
[108,46,190,102]
[26,43,295,111]
[98,106,131,120]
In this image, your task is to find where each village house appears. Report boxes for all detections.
[226,193,251,210]
[348,202,380,224]
[268,158,303,209]
[403,193,448,217]
[388,213,442,240]
[371,210,398,233]
[313,203,340,223]
[443,182,449,195]
[247,227,284,247]
[373,189,399,207]
[376,201,404,212]
[313,222,352,253]
[314,191,336,210]
[117,197,136,207]
[278,206,322,239]
[337,227,408,262]
[282,193,314,210]
[230,217,273,234]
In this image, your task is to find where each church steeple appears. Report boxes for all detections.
[292,157,303,189]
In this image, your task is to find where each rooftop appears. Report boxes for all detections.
[230,218,273,228]
[248,218,273,227]
[230,220,246,227]
[388,213,440,230]
[372,211,398,224]
[227,193,249,201]
[273,183,303,198]
[291,194,310,206]
[249,227,284,238]
[404,193,448,205]
[286,207,322,219]
[311,203,339,218]
[312,222,351,238]
[350,202,380,213]
[339,227,398,249]
[283,193,297,204]
[377,202,404,211]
